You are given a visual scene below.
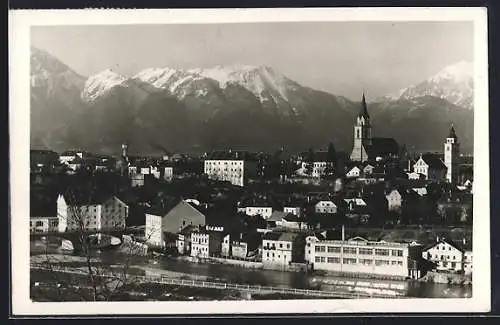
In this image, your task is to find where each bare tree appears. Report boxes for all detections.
[32,183,161,302]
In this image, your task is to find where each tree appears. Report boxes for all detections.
[32,183,161,302]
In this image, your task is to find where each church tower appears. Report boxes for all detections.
[350,93,372,162]
[444,124,460,184]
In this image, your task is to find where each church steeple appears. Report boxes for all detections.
[448,124,458,140]
[359,92,370,119]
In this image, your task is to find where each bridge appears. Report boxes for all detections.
[31,264,406,299]
[30,229,139,251]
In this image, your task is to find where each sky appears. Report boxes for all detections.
[31,21,473,100]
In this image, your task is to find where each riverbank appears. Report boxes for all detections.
[419,271,472,285]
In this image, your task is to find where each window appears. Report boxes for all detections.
[359,248,373,255]
[359,259,372,265]
[35,221,43,227]
[327,257,340,264]
[279,243,283,248]
[451,262,456,268]
[328,246,341,253]
[343,258,357,265]
[375,260,390,266]
[287,244,290,249]
[320,257,326,263]
[315,245,326,253]
[391,249,403,257]
[315,256,321,263]
[343,247,357,255]
[375,249,389,256]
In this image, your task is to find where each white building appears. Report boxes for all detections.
[422,238,470,273]
[190,230,222,258]
[262,232,299,268]
[204,151,250,187]
[57,194,128,232]
[444,125,460,185]
[346,166,361,178]
[413,154,447,182]
[385,189,403,212]
[314,200,337,214]
[144,212,164,247]
[30,216,59,233]
[283,206,301,217]
[245,206,273,219]
[308,237,422,279]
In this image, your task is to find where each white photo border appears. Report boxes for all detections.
[9,7,490,315]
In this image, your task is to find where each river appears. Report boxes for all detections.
[31,242,472,299]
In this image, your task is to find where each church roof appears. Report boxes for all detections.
[358,93,370,119]
[367,137,399,158]
[448,125,458,140]
[420,153,447,170]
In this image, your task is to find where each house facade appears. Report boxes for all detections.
[413,154,447,182]
[262,232,301,268]
[190,230,222,258]
[283,206,301,217]
[422,239,468,273]
[162,200,206,235]
[245,206,273,219]
[308,238,422,279]
[314,200,337,214]
[203,151,258,187]
[57,194,128,232]
[145,212,164,247]
[30,216,59,233]
[385,189,403,212]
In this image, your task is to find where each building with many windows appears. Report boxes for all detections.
[57,193,129,232]
[262,232,303,268]
[203,151,257,187]
[307,237,423,279]
[422,238,471,273]
[190,230,223,258]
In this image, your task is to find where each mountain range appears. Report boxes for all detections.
[30,47,474,156]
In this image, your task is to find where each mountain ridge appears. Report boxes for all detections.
[29,47,474,155]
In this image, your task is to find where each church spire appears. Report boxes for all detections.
[359,92,369,118]
[448,123,457,140]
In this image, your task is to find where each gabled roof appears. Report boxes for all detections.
[282,214,303,222]
[423,238,466,253]
[420,153,447,170]
[59,189,115,206]
[268,211,287,222]
[367,138,399,158]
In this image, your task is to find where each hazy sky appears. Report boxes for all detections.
[31,21,473,100]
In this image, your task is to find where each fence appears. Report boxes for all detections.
[30,264,406,299]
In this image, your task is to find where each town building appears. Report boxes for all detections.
[203,151,257,187]
[162,200,206,235]
[346,166,361,178]
[314,200,338,214]
[176,225,198,255]
[57,193,129,232]
[413,153,447,182]
[144,210,164,248]
[350,93,399,162]
[422,238,472,273]
[307,236,423,279]
[245,206,273,219]
[30,216,59,233]
[190,230,223,258]
[262,232,303,268]
[444,125,460,185]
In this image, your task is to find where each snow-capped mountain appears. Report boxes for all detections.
[389,61,473,109]
[82,69,129,102]
[29,47,474,154]
[31,46,85,100]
